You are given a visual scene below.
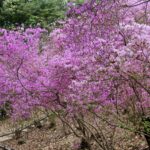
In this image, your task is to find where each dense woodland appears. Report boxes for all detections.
[0,0,150,150]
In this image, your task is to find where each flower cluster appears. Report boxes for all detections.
[0,0,150,120]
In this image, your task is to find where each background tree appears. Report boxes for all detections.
[0,0,67,28]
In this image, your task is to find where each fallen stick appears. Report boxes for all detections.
[0,115,48,138]
[0,144,15,150]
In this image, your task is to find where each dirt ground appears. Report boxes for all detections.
[0,116,148,150]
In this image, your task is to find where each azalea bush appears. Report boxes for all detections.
[0,0,150,149]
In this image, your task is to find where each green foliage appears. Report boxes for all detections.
[0,101,11,120]
[75,0,84,4]
[143,117,150,134]
[47,112,56,129]
[0,0,66,28]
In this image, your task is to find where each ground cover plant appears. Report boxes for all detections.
[0,0,150,149]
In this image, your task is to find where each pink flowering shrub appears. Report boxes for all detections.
[51,0,150,146]
[0,0,150,148]
[0,28,74,119]
[50,0,150,114]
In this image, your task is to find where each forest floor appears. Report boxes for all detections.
[0,115,148,150]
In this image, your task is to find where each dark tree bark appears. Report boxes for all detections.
[144,134,150,150]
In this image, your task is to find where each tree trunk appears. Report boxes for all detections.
[144,134,150,150]
[143,117,150,150]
